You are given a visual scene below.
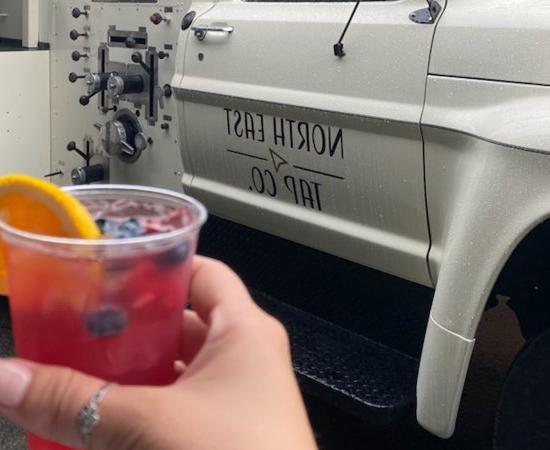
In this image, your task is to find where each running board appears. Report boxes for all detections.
[254,291,419,426]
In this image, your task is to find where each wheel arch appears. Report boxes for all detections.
[418,199,550,438]
[492,219,550,340]
[416,115,550,438]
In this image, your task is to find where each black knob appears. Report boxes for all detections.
[68,72,85,83]
[131,52,152,74]
[72,50,88,62]
[80,90,101,106]
[72,7,89,19]
[131,52,143,64]
[80,91,101,106]
[125,37,137,48]
[101,105,118,114]
[181,11,196,31]
[150,12,164,25]
[70,29,88,41]
[160,123,170,131]
[71,165,105,185]
[162,84,173,98]
[67,142,89,162]
[158,51,169,60]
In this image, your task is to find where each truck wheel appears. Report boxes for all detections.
[494,327,550,450]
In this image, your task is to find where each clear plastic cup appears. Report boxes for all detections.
[0,185,207,450]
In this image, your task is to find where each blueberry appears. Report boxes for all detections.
[115,230,137,240]
[157,241,190,266]
[116,218,146,239]
[85,306,128,337]
[95,219,116,236]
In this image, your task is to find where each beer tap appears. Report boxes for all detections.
[107,73,145,99]
[85,73,110,94]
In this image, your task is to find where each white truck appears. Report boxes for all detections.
[1,1,549,448]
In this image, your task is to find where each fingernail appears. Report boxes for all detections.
[0,360,32,407]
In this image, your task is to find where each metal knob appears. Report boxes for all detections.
[79,90,99,106]
[70,29,88,41]
[99,111,147,163]
[158,51,169,60]
[66,141,89,161]
[72,8,89,19]
[162,84,173,98]
[131,52,143,64]
[125,37,137,48]
[101,105,118,114]
[68,72,86,83]
[150,12,169,25]
[71,50,89,62]
[130,52,152,75]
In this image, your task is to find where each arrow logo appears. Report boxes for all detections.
[269,148,288,173]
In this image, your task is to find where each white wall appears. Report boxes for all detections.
[0,51,50,177]
[0,0,23,40]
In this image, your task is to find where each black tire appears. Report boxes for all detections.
[494,327,550,450]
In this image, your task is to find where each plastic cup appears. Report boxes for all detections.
[0,185,207,450]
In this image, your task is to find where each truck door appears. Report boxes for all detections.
[174,0,440,286]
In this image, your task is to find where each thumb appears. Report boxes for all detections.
[0,358,146,449]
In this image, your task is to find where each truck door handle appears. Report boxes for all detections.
[191,24,234,41]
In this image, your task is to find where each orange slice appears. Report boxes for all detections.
[0,174,100,295]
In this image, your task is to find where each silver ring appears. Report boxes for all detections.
[77,383,114,448]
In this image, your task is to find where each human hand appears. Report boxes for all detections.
[0,256,317,450]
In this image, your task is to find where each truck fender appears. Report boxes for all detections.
[416,76,550,437]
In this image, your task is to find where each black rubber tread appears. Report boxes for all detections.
[255,291,419,425]
[0,298,13,356]
[494,327,550,450]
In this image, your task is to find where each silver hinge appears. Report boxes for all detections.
[409,1,442,24]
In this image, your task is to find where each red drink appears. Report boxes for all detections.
[1,186,207,450]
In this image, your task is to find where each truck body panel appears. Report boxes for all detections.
[175,0,437,285]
